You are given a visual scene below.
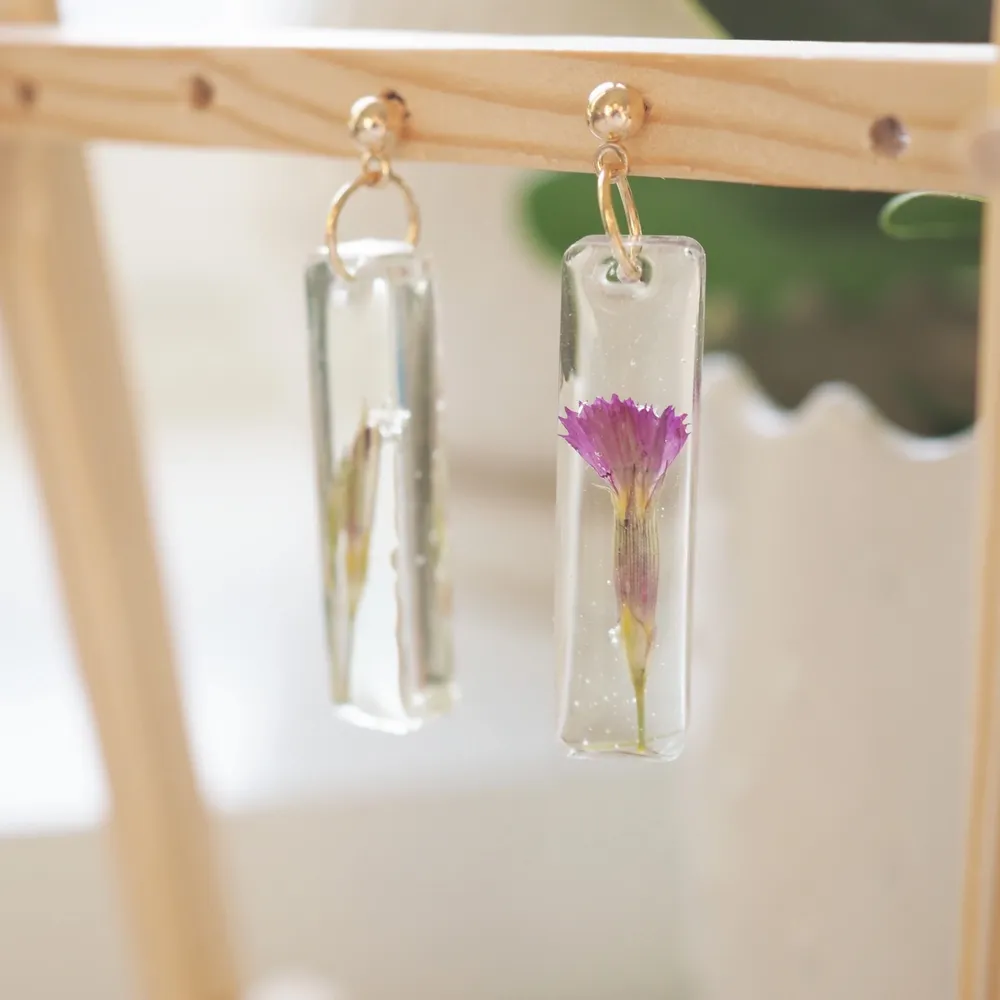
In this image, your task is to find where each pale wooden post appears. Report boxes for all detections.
[0,4,241,1000]
[957,0,1000,994]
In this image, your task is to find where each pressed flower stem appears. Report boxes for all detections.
[633,669,648,753]
[614,510,659,752]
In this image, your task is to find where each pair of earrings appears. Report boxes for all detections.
[305,84,704,760]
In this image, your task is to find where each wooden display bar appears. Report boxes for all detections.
[0,28,993,192]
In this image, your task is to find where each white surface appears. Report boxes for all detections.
[0,358,976,1000]
[0,415,559,832]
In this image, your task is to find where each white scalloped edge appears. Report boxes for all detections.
[702,352,973,462]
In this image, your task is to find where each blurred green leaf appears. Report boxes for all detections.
[521,174,979,323]
[515,0,985,437]
[878,192,984,240]
[697,0,988,42]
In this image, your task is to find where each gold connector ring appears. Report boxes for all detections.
[324,168,421,282]
[597,157,643,282]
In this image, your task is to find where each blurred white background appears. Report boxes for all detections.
[0,1,978,999]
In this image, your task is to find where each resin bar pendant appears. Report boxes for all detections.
[556,235,705,759]
[306,238,454,733]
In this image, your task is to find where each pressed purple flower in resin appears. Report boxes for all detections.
[559,395,689,752]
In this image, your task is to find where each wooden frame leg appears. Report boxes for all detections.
[0,122,241,1000]
[959,1,1000,997]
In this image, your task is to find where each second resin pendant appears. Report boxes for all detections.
[305,93,454,734]
[555,81,705,760]
[306,239,454,733]
[556,233,704,760]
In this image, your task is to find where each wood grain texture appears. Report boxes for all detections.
[959,0,1000,996]
[0,27,993,192]
[1,0,55,22]
[0,146,243,1000]
[959,213,999,1000]
[0,9,241,1000]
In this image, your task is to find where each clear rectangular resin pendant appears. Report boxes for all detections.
[305,238,454,733]
[556,235,705,759]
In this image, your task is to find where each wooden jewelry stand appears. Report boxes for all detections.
[2,2,1000,998]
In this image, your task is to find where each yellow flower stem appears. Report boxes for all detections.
[633,669,647,753]
[620,602,653,753]
[615,507,658,754]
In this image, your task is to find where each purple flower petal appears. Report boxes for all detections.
[559,395,689,507]
[558,405,614,484]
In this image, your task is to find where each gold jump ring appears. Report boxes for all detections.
[597,156,643,282]
[324,169,421,282]
[360,151,392,184]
